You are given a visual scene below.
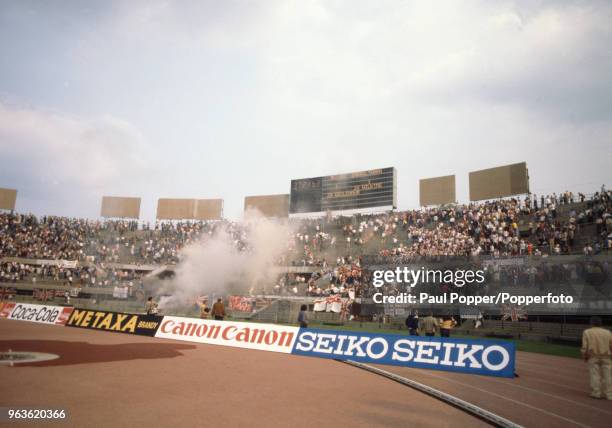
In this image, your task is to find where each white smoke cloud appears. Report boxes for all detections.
[158,211,293,310]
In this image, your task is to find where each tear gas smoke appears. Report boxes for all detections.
[158,210,293,310]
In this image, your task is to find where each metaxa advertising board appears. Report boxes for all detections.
[1,304,516,378]
[66,308,163,336]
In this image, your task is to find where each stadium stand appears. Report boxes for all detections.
[0,188,608,315]
[1,189,610,283]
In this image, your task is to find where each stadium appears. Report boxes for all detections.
[1,163,611,427]
[1,2,612,428]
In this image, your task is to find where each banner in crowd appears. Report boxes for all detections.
[0,302,73,326]
[33,289,62,301]
[59,260,78,269]
[30,259,79,268]
[228,296,255,312]
[0,287,16,300]
[65,308,163,336]
[501,305,528,322]
[112,286,129,299]
[155,317,299,353]
[459,307,482,320]
[291,328,515,378]
[313,295,344,313]
[482,257,525,267]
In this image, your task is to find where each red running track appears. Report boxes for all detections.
[373,351,612,428]
[0,319,485,428]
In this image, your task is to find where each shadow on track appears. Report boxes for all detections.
[0,340,196,367]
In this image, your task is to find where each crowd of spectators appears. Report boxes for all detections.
[290,189,611,265]
[0,213,100,260]
[0,212,248,266]
[485,260,610,288]
[272,259,364,299]
[0,187,609,289]
[0,258,145,289]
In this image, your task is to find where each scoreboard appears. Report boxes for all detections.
[290,177,323,213]
[290,167,396,214]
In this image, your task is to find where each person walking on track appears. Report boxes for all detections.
[581,316,612,400]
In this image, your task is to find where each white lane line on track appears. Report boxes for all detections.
[397,368,594,428]
[466,374,612,415]
[517,364,582,373]
[343,361,522,428]
[516,361,588,379]
[518,359,583,372]
[514,365,593,389]
[517,352,580,361]
[446,373,595,406]
[513,367,593,394]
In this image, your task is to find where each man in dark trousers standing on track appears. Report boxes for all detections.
[405,312,419,335]
[211,298,226,321]
[298,304,309,328]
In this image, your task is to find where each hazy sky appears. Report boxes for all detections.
[1,0,611,220]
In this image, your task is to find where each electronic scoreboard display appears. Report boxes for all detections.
[290,167,396,214]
